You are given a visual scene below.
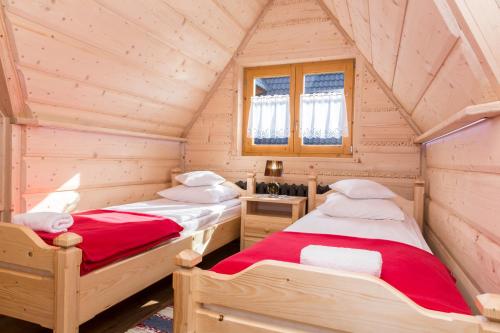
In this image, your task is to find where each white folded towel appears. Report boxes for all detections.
[12,212,74,233]
[300,245,383,277]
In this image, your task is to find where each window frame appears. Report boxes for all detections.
[242,59,355,157]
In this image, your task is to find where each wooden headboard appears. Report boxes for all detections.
[308,174,425,230]
[169,168,255,196]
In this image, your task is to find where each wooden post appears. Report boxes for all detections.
[413,180,425,230]
[307,174,317,212]
[476,294,500,323]
[53,232,83,333]
[171,168,182,187]
[174,250,202,333]
[246,172,256,195]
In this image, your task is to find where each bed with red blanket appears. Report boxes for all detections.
[36,209,184,275]
[211,231,471,315]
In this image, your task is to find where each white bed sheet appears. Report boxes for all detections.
[285,210,431,253]
[107,198,241,232]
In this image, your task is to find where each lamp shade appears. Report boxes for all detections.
[264,160,283,177]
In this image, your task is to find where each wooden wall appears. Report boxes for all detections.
[423,117,500,296]
[185,0,421,199]
[0,0,268,214]
[10,125,181,213]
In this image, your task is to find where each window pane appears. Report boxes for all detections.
[250,76,290,145]
[301,72,346,146]
[304,72,344,94]
[255,76,290,96]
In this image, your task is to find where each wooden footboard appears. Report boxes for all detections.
[0,222,82,332]
[173,250,500,333]
[0,215,241,332]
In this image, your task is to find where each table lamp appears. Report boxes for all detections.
[264,160,283,197]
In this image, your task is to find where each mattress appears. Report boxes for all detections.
[285,210,431,252]
[107,198,241,233]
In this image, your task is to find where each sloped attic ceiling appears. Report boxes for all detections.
[0,0,269,136]
[0,0,498,137]
[320,0,500,133]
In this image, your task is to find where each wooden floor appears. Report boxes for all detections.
[0,241,239,333]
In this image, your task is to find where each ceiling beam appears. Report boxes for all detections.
[181,0,274,137]
[317,0,422,135]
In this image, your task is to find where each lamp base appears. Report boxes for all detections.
[267,182,280,197]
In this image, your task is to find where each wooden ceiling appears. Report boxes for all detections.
[0,0,498,137]
[0,0,268,137]
[321,0,499,133]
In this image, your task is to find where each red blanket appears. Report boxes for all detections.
[211,231,471,315]
[38,210,183,275]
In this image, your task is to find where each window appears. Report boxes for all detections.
[243,59,354,157]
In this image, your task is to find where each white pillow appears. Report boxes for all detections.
[317,193,405,221]
[330,179,395,199]
[157,184,239,204]
[175,171,225,187]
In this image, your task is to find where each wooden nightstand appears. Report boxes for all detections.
[240,195,307,250]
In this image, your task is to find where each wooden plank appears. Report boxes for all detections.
[427,200,500,293]
[26,102,186,138]
[213,0,264,30]
[0,222,56,272]
[95,0,232,71]
[476,294,500,323]
[162,0,245,51]
[347,0,372,63]
[23,157,178,194]
[20,65,202,122]
[425,116,500,174]
[425,227,480,313]
[54,246,81,332]
[17,116,186,142]
[22,182,168,213]
[426,167,500,244]
[412,39,497,131]
[415,101,500,143]
[23,126,181,159]
[8,11,214,93]
[194,217,241,256]
[191,261,486,332]
[0,6,26,117]
[79,236,191,324]
[392,0,460,111]
[368,0,407,86]
[325,0,354,40]
[0,116,12,221]
[5,0,218,87]
[194,307,333,333]
[10,13,211,100]
[446,0,500,97]
[10,124,22,215]
[0,268,55,328]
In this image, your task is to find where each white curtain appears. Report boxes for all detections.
[247,95,290,139]
[299,90,348,140]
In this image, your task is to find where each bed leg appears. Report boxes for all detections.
[173,250,202,333]
[53,233,83,333]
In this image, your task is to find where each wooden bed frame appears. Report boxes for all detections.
[173,175,500,333]
[0,168,252,332]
